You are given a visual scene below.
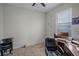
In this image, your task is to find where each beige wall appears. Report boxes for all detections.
[0,4,3,40]
[3,4,45,48]
[46,3,79,38]
[1,3,79,48]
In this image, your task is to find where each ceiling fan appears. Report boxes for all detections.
[32,3,45,7]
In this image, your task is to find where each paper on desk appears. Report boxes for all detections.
[76,47,79,51]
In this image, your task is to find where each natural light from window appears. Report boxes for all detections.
[56,8,72,36]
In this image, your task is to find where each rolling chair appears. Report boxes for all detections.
[0,38,13,56]
[45,37,64,56]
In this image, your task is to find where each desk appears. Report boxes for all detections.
[55,38,79,56]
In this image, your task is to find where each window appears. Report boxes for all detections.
[56,8,72,36]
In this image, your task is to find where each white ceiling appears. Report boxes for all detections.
[7,3,60,13]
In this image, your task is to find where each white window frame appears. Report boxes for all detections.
[56,8,72,36]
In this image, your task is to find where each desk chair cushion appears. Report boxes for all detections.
[45,46,64,56]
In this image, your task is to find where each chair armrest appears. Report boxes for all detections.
[57,46,64,54]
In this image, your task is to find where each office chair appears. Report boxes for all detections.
[45,37,64,56]
[0,38,13,56]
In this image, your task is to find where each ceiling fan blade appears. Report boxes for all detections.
[32,3,36,6]
[41,3,45,7]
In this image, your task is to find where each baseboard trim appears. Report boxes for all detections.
[13,41,44,49]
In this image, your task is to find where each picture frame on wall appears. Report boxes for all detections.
[72,17,79,25]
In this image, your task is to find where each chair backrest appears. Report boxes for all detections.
[45,37,57,47]
[2,38,13,44]
[57,32,68,36]
[45,37,56,44]
[54,32,69,38]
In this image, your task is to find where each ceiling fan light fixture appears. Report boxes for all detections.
[32,3,46,7]
[41,3,45,7]
[32,3,36,6]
